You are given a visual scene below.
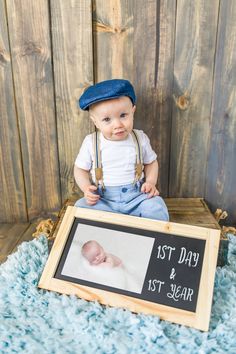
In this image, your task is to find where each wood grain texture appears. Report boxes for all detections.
[0,0,27,222]
[50,0,94,202]
[6,0,61,220]
[133,0,176,196]
[0,223,29,263]
[169,0,219,197]
[93,0,134,81]
[11,223,35,252]
[205,0,236,225]
[165,198,220,229]
[1,0,236,225]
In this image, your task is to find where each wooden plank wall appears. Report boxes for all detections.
[170,0,219,197]
[50,0,94,202]
[0,0,236,225]
[205,0,236,225]
[0,0,27,221]
[6,0,61,221]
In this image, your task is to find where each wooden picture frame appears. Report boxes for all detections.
[38,206,220,331]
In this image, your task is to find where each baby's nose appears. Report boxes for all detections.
[113,118,123,128]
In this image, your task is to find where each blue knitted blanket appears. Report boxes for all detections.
[0,235,236,353]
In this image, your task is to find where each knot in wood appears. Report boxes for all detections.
[0,49,10,65]
[176,95,190,110]
[114,27,123,34]
[21,41,43,57]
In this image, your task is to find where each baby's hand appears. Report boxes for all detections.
[141,182,160,198]
[84,185,100,205]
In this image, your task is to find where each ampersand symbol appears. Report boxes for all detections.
[170,268,176,280]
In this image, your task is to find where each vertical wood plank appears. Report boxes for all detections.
[133,0,176,196]
[205,0,236,225]
[169,0,219,197]
[0,0,27,222]
[50,0,94,202]
[6,0,61,220]
[93,0,134,81]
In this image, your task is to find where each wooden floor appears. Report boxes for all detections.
[0,223,36,264]
[0,198,221,265]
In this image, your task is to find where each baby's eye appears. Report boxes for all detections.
[120,113,127,118]
[102,117,111,123]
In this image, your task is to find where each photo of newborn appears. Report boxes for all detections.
[81,240,122,268]
[61,222,154,293]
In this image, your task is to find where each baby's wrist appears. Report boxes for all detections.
[145,180,156,186]
[83,184,93,193]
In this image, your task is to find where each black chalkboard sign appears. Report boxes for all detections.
[39,206,220,331]
[55,218,206,313]
[142,234,205,312]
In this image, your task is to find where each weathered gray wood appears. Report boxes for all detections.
[169,0,219,197]
[0,0,27,222]
[165,198,220,229]
[205,0,236,225]
[0,223,30,263]
[133,0,176,196]
[50,0,94,202]
[6,0,61,220]
[0,0,235,226]
[11,223,36,252]
[93,0,134,81]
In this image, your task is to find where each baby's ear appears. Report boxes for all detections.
[132,105,136,113]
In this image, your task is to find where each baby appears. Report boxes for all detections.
[81,240,122,268]
[74,79,169,221]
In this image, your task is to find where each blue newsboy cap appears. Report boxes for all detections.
[79,79,136,110]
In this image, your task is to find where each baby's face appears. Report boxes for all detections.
[89,96,136,141]
[86,243,106,265]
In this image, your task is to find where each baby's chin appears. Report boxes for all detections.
[109,132,130,141]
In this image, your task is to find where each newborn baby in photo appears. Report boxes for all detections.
[81,240,122,268]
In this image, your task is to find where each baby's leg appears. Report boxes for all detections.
[131,196,169,221]
[75,197,116,213]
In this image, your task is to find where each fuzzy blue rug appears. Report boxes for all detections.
[0,235,236,354]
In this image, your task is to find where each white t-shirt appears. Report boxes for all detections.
[74,130,157,186]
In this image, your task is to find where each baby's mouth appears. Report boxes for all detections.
[114,130,125,136]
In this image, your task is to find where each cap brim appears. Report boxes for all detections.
[80,94,135,111]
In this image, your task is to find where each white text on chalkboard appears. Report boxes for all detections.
[156,245,176,261]
[148,279,165,293]
[178,247,200,267]
[167,284,194,302]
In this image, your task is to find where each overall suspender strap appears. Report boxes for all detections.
[93,131,104,188]
[131,129,143,183]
